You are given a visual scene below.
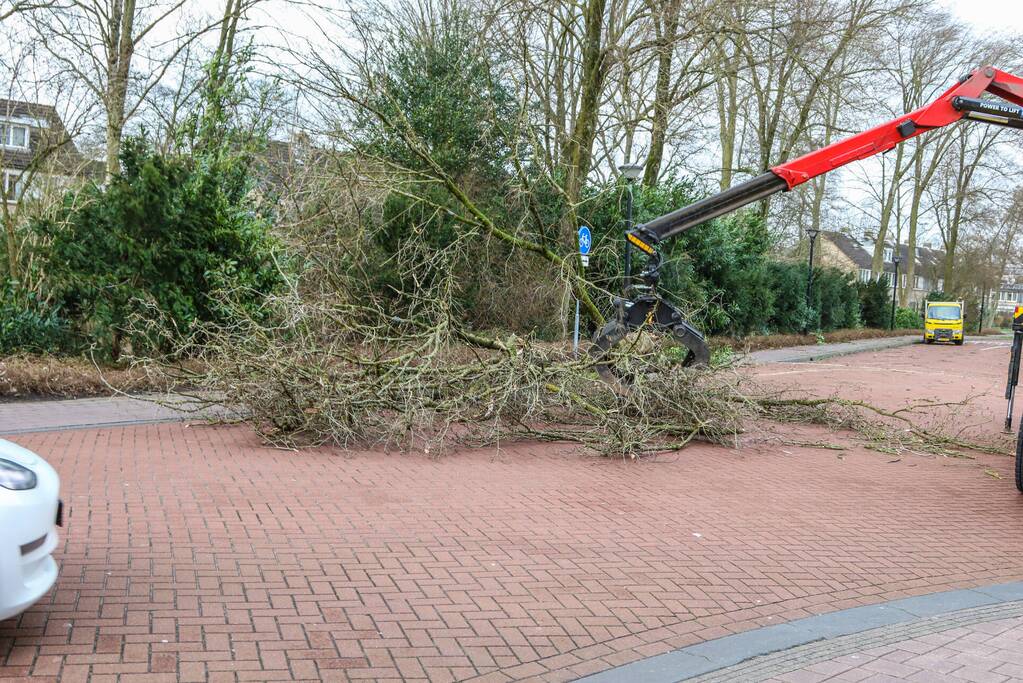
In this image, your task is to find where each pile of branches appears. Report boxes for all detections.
[164,260,751,458]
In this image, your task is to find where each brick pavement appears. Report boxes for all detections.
[2,416,1023,682]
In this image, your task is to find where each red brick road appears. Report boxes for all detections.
[3,342,1023,681]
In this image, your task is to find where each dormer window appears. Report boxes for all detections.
[883,247,893,262]
[0,123,29,149]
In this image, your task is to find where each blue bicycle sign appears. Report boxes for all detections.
[578,226,592,255]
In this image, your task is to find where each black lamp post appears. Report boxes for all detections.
[890,252,902,330]
[805,227,820,327]
[619,162,644,294]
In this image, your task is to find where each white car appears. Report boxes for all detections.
[0,439,61,621]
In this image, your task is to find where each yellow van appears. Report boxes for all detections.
[924,301,964,345]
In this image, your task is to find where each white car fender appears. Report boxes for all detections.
[0,439,61,622]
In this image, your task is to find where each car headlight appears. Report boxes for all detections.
[0,458,37,490]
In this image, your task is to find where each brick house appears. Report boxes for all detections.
[813,230,945,308]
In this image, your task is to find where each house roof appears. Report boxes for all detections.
[0,98,97,177]
[821,230,944,274]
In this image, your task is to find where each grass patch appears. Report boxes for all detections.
[0,354,177,400]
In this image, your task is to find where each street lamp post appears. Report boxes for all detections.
[618,162,644,294]
[805,227,820,333]
[979,285,987,334]
[890,253,902,330]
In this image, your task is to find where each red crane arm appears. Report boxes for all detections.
[626,65,1023,256]
[771,65,1023,188]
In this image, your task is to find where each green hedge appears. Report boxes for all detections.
[857,279,890,328]
[32,137,281,360]
[895,307,923,329]
[0,282,75,354]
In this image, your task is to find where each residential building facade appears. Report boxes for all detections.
[995,283,1023,314]
[814,230,945,308]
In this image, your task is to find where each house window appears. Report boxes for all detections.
[883,247,893,262]
[2,170,23,200]
[915,275,924,290]
[859,268,872,283]
[0,123,29,149]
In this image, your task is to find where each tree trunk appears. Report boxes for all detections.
[807,88,838,244]
[559,0,607,242]
[870,145,907,276]
[104,0,137,179]
[3,210,17,281]
[716,63,738,191]
[943,199,963,292]
[902,153,924,307]
[643,0,679,186]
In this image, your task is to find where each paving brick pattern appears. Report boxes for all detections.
[693,600,1023,682]
[3,417,1023,682]
[762,613,1023,682]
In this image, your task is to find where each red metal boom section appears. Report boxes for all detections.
[771,66,1023,189]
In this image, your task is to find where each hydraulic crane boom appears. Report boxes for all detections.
[626,65,1023,255]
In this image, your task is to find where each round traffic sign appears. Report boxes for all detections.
[578,226,592,255]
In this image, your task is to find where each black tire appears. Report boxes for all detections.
[1016,423,1023,493]
[924,337,933,344]
[954,339,964,346]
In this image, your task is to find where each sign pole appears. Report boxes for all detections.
[573,300,580,354]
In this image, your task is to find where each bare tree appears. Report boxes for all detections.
[927,122,1005,292]
[27,0,256,178]
[0,0,50,22]
[877,9,968,304]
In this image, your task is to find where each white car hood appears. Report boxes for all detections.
[0,438,42,469]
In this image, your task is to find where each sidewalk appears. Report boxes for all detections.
[0,393,231,435]
[748,335,920,364]
[583,583,1023,682]
[749,333,1011,365]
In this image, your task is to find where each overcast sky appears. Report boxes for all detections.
[943,0,1023,32]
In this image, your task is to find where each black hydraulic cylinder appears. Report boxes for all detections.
[952,96,1023,130]
[633,172,789,245]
